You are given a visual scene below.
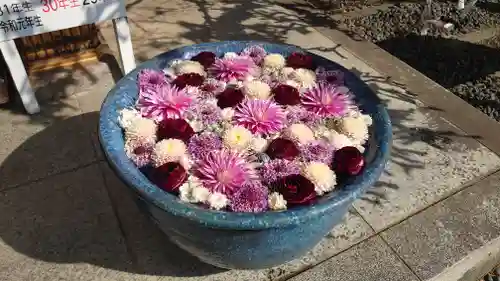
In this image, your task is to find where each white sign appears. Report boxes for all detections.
[0,0,135,114]
[0,0,126,42]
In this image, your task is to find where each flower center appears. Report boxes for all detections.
[133,146,147,155]
[217,170,232,184]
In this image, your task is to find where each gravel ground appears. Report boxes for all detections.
[338,1,500,121]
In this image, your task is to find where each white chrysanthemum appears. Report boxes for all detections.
[291,68,316,88]
[268,192,287,211]
[337,116,369,144]
[313,125,330,139]
[192,185,211,203]
[221,108,235,121]
[179,176,202,203]
[281,67,295,80]
[362,114,373,126]
[263,54,286,70]
[208,192,229,210]
[224,52,238,59]
[284,79,301,89]
[125,117,157,143]
[327,130,354,150]
[206,98,218,107]
[242,80,271,99]
[223,126,253,151]
[168,59,185,68]
[251,136,268,153]
[286,123,315,144]
[303,162,337,195]
[187,119,204,132]
[118,108,141,129]
[152,139,187,166]
[173,60,206,76]
[179,154,193,170]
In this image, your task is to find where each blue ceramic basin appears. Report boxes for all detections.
[99,41,391,270]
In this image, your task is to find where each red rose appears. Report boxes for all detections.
[332,146,365,176]
[149,162,187,193]
[271,174,316,206]
[217,88,244,109]
[172,73,205,89]
[272,84,300,105]
[286,52,313,69]
[266,138,299,160]
[191,51,216,69]
[157,118,195,143]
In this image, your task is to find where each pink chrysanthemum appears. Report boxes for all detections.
[138,69,167,90]
[300,140,334,164]
[233,99,286,135]
[124,139,154,167]
[137,83,193,122]
[195,149,258,196]
[188,132,223,159]
[229,181,269,213]
[209,56,258,82]
[259,159,301,184]
[241,45,267,65]
[286,105,322,127]
[301,83,352,118]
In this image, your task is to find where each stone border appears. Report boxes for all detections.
[277,0,500,156]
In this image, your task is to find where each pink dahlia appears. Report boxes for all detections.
[137,83,193,122]
[301,83,352,118]
[209,56,258,82]
[194,149,258,196]
[229,181,269,213]
[233,99,286,135]
[138,69,167,90]
[241,45,267,65]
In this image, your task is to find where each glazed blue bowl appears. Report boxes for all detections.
[99,41,391,270]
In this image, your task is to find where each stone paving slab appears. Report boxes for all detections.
[288,236,419,281]
[381,170,500,280]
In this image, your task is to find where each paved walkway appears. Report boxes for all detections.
[1,0,500,280]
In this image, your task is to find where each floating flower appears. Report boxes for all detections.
[137,84,193,121]
[208,192,229,210]
[221,107,235,121]
[285,123,315,144]
[118,108,141,130]
[149,162,188,193]
[242,80,271,100]
[124,117,157,143]
[300,140,334,164]
[217,88,245,109]
[263,54,286,70]
[327,130,354,150]
[173,60,206,76]
[192,185,211,203]
[260,158,301,183]
[301,83,352,118]
[271,174,316,206]
[268,192,287,210]
[124,138,154,167]
[336,115,369,144]
[272,84,300,106]
[223,126,253,151]
[200,78,226,97]
[172,73,205,89]
[241,45,267,65]
[195,149,257,196]
[287,52,313,69]
[250,136,268,153]
[209,56,258,82]
[230,182,269,213]
[157,118,195,143]
[332,146,365,177]
[265,138,299,160]
[291,68,316,88]
[191,51,216,68]
[286,105,322,126]
[138,69,167,90]
[233,99,286,135]
[152,138,187,166]
[303,162,336,195]
[223,52,238,59]
[188,132,223,159]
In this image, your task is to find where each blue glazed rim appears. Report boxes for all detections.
[99,41,392,230]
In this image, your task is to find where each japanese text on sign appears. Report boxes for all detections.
[0,0,126,42]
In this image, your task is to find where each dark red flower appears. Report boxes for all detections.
[272,84,300,105]
[332,146,365,176]
[157,118,195,143]
[266,138,299,160]
[217,88,244,109]
[191,51,216,68]
[271,174,316,206]
[149,162,188,193]
[286,52,313,69]
[172,73,205,89]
